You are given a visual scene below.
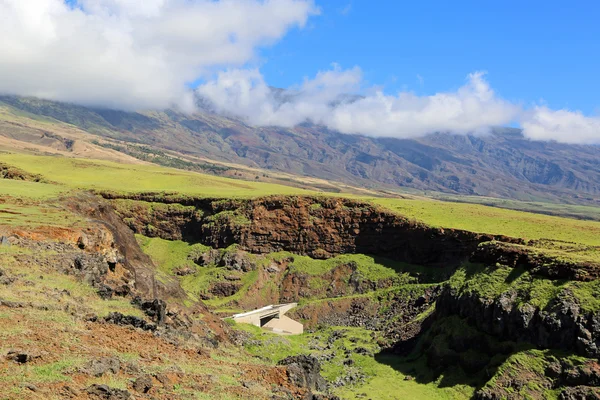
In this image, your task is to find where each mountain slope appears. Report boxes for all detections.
[1,95,599,206]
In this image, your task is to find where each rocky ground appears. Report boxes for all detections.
[0,197,339,399]
[2,192,600,399]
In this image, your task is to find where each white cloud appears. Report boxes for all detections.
[0,0,317,110]
[1,1,599,144]
[197,64,362,126]
[197,67,521,138]
[521,107,600,144]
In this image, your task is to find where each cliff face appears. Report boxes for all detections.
[108,193,600,361]
[109,194,523,267]
[436,287,600,358]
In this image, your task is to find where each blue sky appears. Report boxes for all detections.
[260,1,600,114]
[1,0,599,143]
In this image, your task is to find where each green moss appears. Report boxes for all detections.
[206,210,251,226]
[282,252,416,283]
[136,235,210,275]
[449,262,600,313]
[233,323,474,400]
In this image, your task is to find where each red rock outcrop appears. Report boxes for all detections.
[107,194,524,267]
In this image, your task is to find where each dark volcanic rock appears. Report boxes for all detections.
[210,281,242,297]
[278,355,328,393]
[86,384,131,400]
[5,349,42,364]
[195,248,255,272]
[97,284,114,300]
[73,254,110,286]
[104,312,156,331]
[436,286,600,357]
[132,297,167,325]
[132,375,153,393]
[559,386,600,400]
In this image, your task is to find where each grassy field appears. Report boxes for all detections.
[0,152,314,197]
[0,179,68,199]
[431,194,600,221]
[373,197,600,247]
[0,179,81,228]
[3,151,600,248]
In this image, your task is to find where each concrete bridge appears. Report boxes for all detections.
[231,303,303,335]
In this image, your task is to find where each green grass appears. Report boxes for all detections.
[335,354,474,400]
[0,203,81,228]
[373,198,600,246]
[233,323,474,400]
[136,235,210,275]
[0,178,79,228]
[284,252,409,282]
[30,358,83,383]
[479,349,592,399]
[0,178,68,199]
[448,263,600,313]
[0,153,315,197]
[430,194,600,222]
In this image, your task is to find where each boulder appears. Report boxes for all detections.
[132,375,153,393]
[6,349,42,364]
[80,357,121,377]
[86,384,131,400]
[104,312,156,331]
[278,355,328,392]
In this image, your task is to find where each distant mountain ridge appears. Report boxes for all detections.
[1,94,599,206]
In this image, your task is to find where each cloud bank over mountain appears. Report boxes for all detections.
[0,0,317,110]
[197,68,520,139]
[0,0,598,143]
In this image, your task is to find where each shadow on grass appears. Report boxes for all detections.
[371,255,459,284]
[505,266,526,283]
[373,315,528,396]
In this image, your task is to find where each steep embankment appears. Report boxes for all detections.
[105,194,524,265]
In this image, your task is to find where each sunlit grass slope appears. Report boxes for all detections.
[0,179,68,199]
[0,153,313,197]
[3,151,600,249]
[373,198,600,246]
[0,179,80,228]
